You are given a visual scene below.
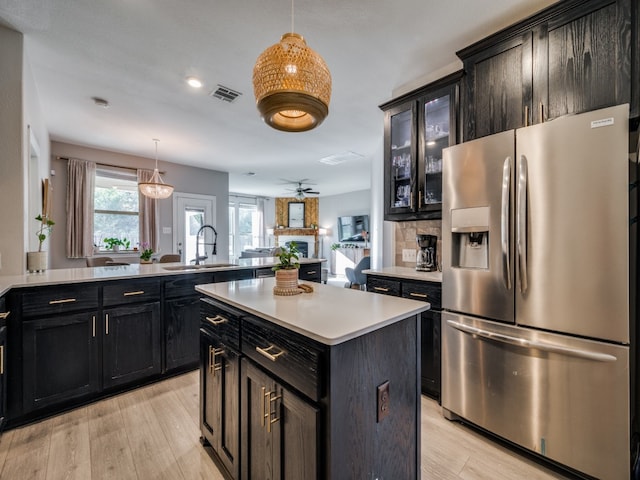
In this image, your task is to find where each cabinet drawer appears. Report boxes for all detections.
[200,298,241,349]
[164,273,215,299]
[402,281,441,310]
[299,264,321,283]
[242,315,324,402]
[103,278,160,306]
[213,269,253,283]
[21,284,99,318]
[367,276,401,296]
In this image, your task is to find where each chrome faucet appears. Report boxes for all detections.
[194,224,217,265]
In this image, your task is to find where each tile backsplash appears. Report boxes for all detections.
[394,220,442,268]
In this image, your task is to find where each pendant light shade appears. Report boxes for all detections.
[253,31,331,132]
[139,139,174,199]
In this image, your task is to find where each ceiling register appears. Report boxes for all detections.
[252,0,332,132]
[138,139,174,199]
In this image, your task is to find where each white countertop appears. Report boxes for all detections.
[0,257,325,297]
[363,266,442,283]
[196,278,429,346]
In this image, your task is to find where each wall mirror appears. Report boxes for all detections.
[288,202,305,228]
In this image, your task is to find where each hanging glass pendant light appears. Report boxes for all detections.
[138,139,174,199]
[252,0,331,132]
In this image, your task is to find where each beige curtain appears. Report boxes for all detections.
[138,169,159,251]
[66,158,96,258]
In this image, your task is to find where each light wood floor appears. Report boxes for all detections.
[0,371,571,479]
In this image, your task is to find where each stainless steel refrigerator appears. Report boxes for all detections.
[441,104,635,480]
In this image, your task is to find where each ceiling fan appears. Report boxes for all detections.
[281,179,320,198]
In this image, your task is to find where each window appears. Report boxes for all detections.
[94,167,139,249]
[229,196,262,260]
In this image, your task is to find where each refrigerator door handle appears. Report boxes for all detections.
[446,320,617,362]
[501,157,512,290]
[516,155,528,293]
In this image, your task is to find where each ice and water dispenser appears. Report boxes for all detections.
[450,206,489,270]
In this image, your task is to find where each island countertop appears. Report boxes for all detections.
[0,257,325,297]
[196,277,429,345]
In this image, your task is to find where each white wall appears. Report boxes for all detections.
[318,189,371,259]
[50,142,229,269]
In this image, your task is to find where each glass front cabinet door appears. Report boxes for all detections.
[381,72,460,221]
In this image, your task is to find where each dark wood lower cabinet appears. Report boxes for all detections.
[201,330,240,479]
[165,295,201,371]
[22,312,100,411]
[421,310,441,399]
[0,324,6,428]
[240,359,318,480]
[103,302,161,389]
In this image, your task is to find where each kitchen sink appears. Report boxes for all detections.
[162,263,237,271]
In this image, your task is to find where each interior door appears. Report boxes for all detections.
[173,193,216,263]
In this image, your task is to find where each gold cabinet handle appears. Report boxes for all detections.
[205,315,228,326]
[92,315,96,338]
[266,390,282,433]
[256,344,285,362]
[123,291,144,296]
[210,347,224,376]
[0,345,4,375]
[409,292,428,299]
[306,270,316,275]
[0,311,10,320]
[261,387,267,427]
[524,105,529,127]
[49,298,76,305]
[373,286,389,292]
[105,313,109,335]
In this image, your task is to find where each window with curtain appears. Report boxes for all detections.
[94,166,139,249]
[228,195,265,259]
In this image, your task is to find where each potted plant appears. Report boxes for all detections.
[272,241,300,291]
[27,214,55,273]
[104,237,129,252]
[139,242,154,264]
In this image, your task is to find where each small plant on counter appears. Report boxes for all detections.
[139,242,154,261]
[272,241,300,271]
[35,214,55,252]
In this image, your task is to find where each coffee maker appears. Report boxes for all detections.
[416,234,437,271]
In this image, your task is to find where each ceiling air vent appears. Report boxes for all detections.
[210,85,242,103]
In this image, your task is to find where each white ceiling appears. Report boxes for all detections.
[0,0,556,198]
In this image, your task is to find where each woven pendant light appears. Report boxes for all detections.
[138,139,174,199]
[253,1,331,132]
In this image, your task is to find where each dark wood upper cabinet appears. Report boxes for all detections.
[459,0,635,141]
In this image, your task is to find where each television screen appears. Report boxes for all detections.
[337,215,369,242]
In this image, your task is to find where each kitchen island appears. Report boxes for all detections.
[196,278,429,479]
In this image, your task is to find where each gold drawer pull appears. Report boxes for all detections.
[306,270,316,275]
[49,298,76,305]
[409,292,428,299]
[206,315,228,326]
[0,311,10,320]
[256,344,285,362]
[123,291,145,296]
[373,286,389,292]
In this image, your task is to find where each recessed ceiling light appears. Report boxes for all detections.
[186,76,203,88]
[92,97,109,108]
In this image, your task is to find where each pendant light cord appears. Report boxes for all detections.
[153,138,160,170]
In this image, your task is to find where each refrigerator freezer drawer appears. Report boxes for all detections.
[442,311,630,480]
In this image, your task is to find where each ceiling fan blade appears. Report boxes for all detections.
[307,191,320,195]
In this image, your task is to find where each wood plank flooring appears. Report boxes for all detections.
[0,371,572,479]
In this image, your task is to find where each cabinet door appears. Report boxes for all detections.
[241,359,319,480]
[103,302,161,389]
[23,312,100,412]
[462,33,533,140]
[544,0,630,121]
[0,324,6,427]
[299,263,321,283]
[200,333,241,478]
[421,310,441,400]
[418,85,456,218]
[165,295,200,371]
[384,103,417,218]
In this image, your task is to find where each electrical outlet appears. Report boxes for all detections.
[377,381,390,423]
[402,249,417,262]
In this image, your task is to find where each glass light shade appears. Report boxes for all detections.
[138,169,174,199]
[253,33,331,132]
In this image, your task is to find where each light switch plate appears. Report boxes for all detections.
[402,249,417,262]
[162,227,172,234]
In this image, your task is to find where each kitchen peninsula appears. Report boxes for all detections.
[196,278,429,479]
[0,257,324,429]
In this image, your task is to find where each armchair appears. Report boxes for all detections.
[344,256,370,290]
